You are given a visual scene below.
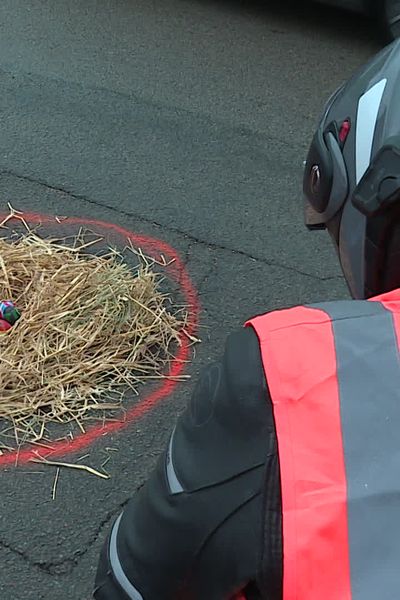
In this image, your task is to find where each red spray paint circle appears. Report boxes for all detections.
[0,213,200,467]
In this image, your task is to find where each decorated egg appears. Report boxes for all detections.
[0,319,12,332]
[0,301,21,325]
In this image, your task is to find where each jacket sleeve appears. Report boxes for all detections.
[94,327,279,600]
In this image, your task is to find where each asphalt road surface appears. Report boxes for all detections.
[0,1,379,598]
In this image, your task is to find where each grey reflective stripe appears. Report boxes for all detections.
[356,79,387,184]
[109,514,144,600]
[166,427,184,494]
[339,79,386,299]
[313,300,400,599]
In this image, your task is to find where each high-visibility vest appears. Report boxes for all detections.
[246,289,400,600]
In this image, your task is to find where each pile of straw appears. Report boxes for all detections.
[0,227,185,445]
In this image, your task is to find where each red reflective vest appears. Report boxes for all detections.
[246,289,400,600]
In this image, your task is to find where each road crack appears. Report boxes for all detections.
[0,493,136,576]
[1,169,343,283]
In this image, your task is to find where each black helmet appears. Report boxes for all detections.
[304,39,400,299]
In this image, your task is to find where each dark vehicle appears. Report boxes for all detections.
[319,0,400,40]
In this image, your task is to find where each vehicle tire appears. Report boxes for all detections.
[381,0,400,41]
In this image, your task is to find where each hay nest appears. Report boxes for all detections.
[0,223,187,445]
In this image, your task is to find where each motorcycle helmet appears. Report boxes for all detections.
[304,39,400,299]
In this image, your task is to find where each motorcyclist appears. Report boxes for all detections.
[94,38,400,600]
